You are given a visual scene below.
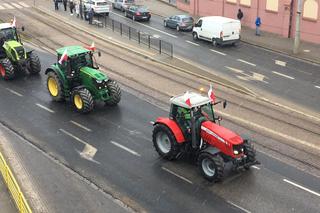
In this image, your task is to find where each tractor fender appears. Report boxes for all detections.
[200,146,220,156]
[154,117,185,143]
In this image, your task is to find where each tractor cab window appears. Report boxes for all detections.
[70,53,93,71]
[0,28,17,42]
[199,103,214,121]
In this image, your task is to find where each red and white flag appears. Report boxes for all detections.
[208,84,216,103]
[58,49,68,64]
[86,42,96,51]
[184,91,192,107]
[11,16,16,27]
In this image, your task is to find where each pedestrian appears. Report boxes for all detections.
[237,9,243,21]
[63,0,67,11]
[88,8,94,25]
[69,0,74,15]
[255,16,261,36]
[54,0,59,10]
[84,4,88,20]
[75,2,80,18]
[79,0,83,19]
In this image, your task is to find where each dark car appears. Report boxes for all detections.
[124,5,151,21]
[164,15,194,31]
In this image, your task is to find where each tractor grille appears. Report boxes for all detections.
[233,144,244,154]
[14,46,25,60]
[92,78,108,90]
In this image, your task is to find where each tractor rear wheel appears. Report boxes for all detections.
[243,140,256,170]
[72,88,94,113]
[0,58,15,80]
[47,71,64,101]
[198,153,224,182]
[28,52,41,74]
[153,124,180,160]
[105,80,121,106]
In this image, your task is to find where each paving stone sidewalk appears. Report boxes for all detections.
[0,179,17,213]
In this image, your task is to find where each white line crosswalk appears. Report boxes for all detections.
[0,2,30,10]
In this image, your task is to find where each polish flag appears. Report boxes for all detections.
[184,91,192,107]
[11,16,16,27]
[58,49,68,64]
[86,42,96,51]
[208,84,216,103]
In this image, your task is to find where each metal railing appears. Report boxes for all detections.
[0,152,32,213]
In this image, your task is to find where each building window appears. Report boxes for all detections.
[266,0,279,12]
[240,0,251,6]
[303,0,318,20]
[227,0,237,4]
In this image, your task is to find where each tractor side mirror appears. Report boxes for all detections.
[98,51,101,57]
[223,100,227,109]
[21,26,25,31]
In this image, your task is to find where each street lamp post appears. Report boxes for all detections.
[293,0,302,54]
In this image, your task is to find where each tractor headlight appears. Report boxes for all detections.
[96,80,102,84]
[233,150,239,155]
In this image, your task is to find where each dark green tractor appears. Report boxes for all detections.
[45,45,121,113]
[0,23,41,80]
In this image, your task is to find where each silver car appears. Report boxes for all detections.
[164,15,194,31]
[112,0,135,12]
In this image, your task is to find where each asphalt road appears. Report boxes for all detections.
[0,45,319,212]
[106,9,320,114]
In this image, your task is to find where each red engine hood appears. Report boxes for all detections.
[201,121,243,145]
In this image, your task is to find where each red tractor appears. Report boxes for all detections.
[152,92,258,182]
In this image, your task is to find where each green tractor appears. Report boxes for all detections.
[45,45,121,113]
[0,23,41,80]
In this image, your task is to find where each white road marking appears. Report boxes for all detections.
[36,103,54,113]
[237,59,256,67]
[18,2,30,7]
[110,11,177,38]
[210,49,226,56]
[303,49,310,53]
[252,72,269,83]
[283,179,320,197]
[227,201,251,213]
[225,66,268,83]
[70,120,92,132]
[225,66,244,73]
[110,141,141,157]
[272,71,295,79]
[11,3,23,9]
[6,88,23,97]
[153,34,160,38]
[275,60,287,67]
[251,165,260,170]
[161,167,193,184]
[59,128,87,145]
[0,5,5,10]
[315,85,320,89]
[186,40,199,46]
[3,3,14,9]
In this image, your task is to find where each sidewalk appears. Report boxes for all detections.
[141,0,320,64]
[0,180,16,213]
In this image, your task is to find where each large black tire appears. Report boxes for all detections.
[243,139,256,170]
[0,58,15,80]
[105,80,121,106]
[152,124,180,160]
[47,71,64,102]
[198,152,224,182]
[28,52,41,74]
[72,88,94,113]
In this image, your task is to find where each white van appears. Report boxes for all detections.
[84,0,110,15]
[192,16,241,46]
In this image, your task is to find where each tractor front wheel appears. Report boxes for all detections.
[198,153,224,182]
[47,72,64,101]
[152,124,180,160]
[72,88,94,113]
[243,140,256,170]
[0,58,15,80]
[105,80,121,106]
[28,52,41,74]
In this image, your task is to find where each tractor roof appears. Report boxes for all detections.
[56,46,90,57]
[0,23,13,30]
[170,92,211,109]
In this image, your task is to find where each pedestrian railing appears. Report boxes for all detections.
[0,152,32,213]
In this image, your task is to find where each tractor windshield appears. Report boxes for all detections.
[70,52,93,70]
[199,103,215,121]
[0,28,18,42]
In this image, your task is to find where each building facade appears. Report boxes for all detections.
[176,0,320,43]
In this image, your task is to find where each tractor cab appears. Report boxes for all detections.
[0,23,19,42]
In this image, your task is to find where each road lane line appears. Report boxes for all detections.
[110,12,177,38]
[35,103,54,113]
[3,3,14,9]
[227,201,251,213]
[272,71,295,79]
[18,2,30,7]
[185,40,199,46]
[161,167,193,184]
[283,179,320,197]
[6,88,23,97]
[110,141,141,157]
[251,165,260,170]
[70,120,92,132]
[225,66,244,73]
[210,49,227,56]
[0,5,5,10]
[59,128,87,145]
[315,85,320,89]
[237,59,256,67]
[275,60,287,67]
[11,3,23,9]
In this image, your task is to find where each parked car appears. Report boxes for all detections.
[124,5,151,21]
[112,0,134,12]
[192,16,241,46]
[164,15,194,31]
[83,0,110,15]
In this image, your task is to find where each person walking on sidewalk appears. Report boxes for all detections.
[75,2,80,18]
[255,16,261,36]
[70,0,75,15]
[63,0,67,11]
[79,0,83,19]
[88,8,94,25]
[54,0,59,10]
[237,9,243,21]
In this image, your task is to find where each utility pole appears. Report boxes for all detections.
[293,0,302,54]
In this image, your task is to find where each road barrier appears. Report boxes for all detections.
[96,15,173,57]
[0,151,32,213]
